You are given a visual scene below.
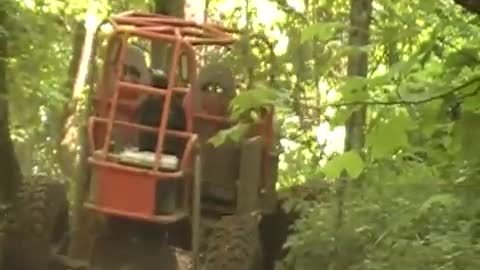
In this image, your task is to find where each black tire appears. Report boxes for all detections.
[4,175,69,270]
[90,217,182,270]
[201,213,263,270]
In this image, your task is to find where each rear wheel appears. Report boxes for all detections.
[4,174,69,270]
[201,213,263,270]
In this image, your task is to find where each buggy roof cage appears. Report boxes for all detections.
[110,11,238,45]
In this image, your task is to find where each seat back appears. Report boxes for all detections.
[191,63,240,201]
[93,39,152,150]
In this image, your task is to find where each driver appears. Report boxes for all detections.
[137,69,186,159]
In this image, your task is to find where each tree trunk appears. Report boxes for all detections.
[333,1,372,269]
[56,22,86,179]
[65,19,100,259]
[454,0,480,14]
[0,6,22,269]
[344,0,372,152]
[0,1,22,206]
[151,0,185,70]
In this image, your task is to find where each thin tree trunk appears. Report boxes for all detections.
[333,1,372,269]
[344,0,372,152]
[56,22,86,179]
[151,0,185,70]
[65,18,100,259]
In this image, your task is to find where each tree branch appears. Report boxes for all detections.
[454,0,480,14]
[325,75,480,108]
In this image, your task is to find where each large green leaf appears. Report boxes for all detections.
[229,84,283,120]
[366,113,414,159]
[417,100,443,137]
[338,76,369,102]
[321,150,365,179]
[208,123,250,147]
[329,107,356,127]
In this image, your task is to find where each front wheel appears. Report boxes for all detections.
[89,217,183,270]
[201,213,263,270]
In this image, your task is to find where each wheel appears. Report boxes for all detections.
[201,213,263,270]
[89,216,182,270]
[3,174,69,270]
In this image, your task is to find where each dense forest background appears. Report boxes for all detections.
[2,0,480,269]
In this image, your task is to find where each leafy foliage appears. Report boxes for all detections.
[209,83,284,146]
[212,0,480,269]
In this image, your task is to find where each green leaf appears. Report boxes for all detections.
[321,150,365,179]
[452,112,480,160]
[461,79,480,112]
[300,21,345,43]
[417,100,443,137]
[366,113,414,159]
[229,123,250,142]
[209,129,228,147]
[329,107,355,127]
[208,123,250,147]
[229,84,281,120]
[445,48,479,70]
[339,76,367,92]
[419,193,459,213]
[462,95,480,113]
[338,76,369,102]
[389,57,419,76]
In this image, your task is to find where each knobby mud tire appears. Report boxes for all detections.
[89,216,183,270]
[4,175,69,270]
[201,213,263,270]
